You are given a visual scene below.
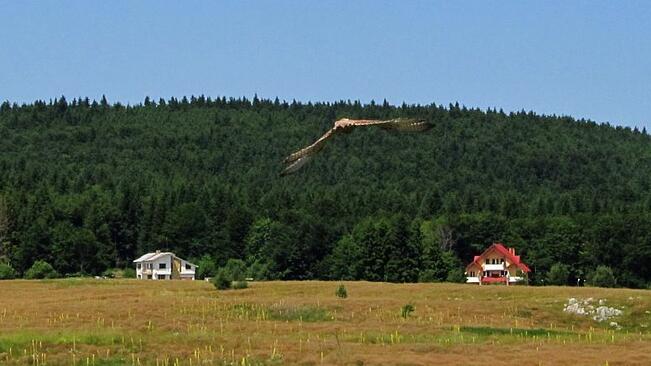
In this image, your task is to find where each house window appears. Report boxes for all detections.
[185,264,192,270]
[158,275,166,280]
[137,263,141,269]
[159,263,166,269]
[137,275,141,279]
[147,275,152,279]
[500,258,504,264]
[146,263,153,270]
[485,259,489,264]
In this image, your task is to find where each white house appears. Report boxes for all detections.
[133,250,197,280]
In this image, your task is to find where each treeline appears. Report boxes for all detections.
[0,96,650,287]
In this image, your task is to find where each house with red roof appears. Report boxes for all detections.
[465,243,530,285]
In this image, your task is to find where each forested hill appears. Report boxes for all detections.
[1,97,650,287]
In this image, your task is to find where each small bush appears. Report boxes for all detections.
[101,269,116,278]
[546,263,570,286]
[101,268,136,278]
[122,268,136,278]
[446,268,466,283]
[335,283,348,298]
[0,262,16,279]
[223,259,247,281]
[401,303,415,318]
[589,265,617,288]
[247,259,270,280]
[212,268,231,290]
[25,260,59,279]
[196,255,217,280]
[418,269,441,283]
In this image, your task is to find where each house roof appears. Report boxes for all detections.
[133,251,197,266]
[465,243,530,273]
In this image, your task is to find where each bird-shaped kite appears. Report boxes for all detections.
[281,117,432,175]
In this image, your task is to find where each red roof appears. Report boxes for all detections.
[465,242,531,273]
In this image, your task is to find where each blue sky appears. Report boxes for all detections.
[1,1,650,128]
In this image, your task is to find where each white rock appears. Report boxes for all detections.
[592,306,623,322]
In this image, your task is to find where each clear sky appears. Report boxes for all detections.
[1,1,650,128]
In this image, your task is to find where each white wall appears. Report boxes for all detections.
[179,259,196,280]
[136,254,173,280]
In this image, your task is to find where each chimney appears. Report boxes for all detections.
[155,250,161,254]
[509,248,515,255]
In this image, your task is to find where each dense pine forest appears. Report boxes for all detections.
[0,96,650,287]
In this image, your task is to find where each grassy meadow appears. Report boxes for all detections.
[0,280,650,365]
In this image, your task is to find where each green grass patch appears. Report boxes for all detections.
[268,306,332,322]
[228,303,333,322]
[41,278,133,288]
[0,331,133,353]
[460,326,567,337]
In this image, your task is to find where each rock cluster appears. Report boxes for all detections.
[563,298,623,326]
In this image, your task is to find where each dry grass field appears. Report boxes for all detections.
[0,279,650,365]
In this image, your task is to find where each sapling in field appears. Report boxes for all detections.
[335,283,348,298]
[212,265,249,290]
[401,303,415,318]
[212,268,232,290]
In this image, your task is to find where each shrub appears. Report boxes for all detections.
[446,268,466,283]
[212,268,231,290]
[335,283,348,298]
[418,269,440,283]
[122,267,136,278]
[196,255,217,280]
[101,269,116,278]
[223,259,247,281]
[0,262,16,280]
[589,265,617,288]
[25,260,59,279]
[400,303,415,318]
[247,259,270,280]
[211,260,253,291]
[546,263,570,286]
[101,267,136,278]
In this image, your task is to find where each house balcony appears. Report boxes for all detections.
[466,276,480,284]
[483,263,505,271]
